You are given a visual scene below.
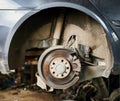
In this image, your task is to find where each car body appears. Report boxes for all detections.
[0,0,120,100]
[0,0,120,74]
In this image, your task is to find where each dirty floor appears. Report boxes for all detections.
[0,89,58,101]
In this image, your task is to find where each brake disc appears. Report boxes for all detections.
[37,46,81,89]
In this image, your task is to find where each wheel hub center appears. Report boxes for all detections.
[49,57,71,79]
[55,63,66,74]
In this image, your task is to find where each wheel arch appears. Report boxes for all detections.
[3,2,113,70]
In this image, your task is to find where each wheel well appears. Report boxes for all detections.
[8,7,112,71]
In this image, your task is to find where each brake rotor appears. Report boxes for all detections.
[38,46,80,89]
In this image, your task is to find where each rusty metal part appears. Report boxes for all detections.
[76,81,97,101]
[38,46,80,89]
[109,88,120,101]
[49,57,71,79]
[59,80,98,101]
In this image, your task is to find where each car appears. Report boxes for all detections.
[0,0,120,101]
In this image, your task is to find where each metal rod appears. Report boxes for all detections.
[52,13,64,46]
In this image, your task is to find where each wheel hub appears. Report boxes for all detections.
[50,57,71,79]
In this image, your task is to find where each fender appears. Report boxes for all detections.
[0,0,119,74]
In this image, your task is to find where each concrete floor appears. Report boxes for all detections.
[0,89,58,101]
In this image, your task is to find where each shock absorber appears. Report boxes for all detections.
[52,12,65,46]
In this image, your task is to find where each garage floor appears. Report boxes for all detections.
[0,89,58,101]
